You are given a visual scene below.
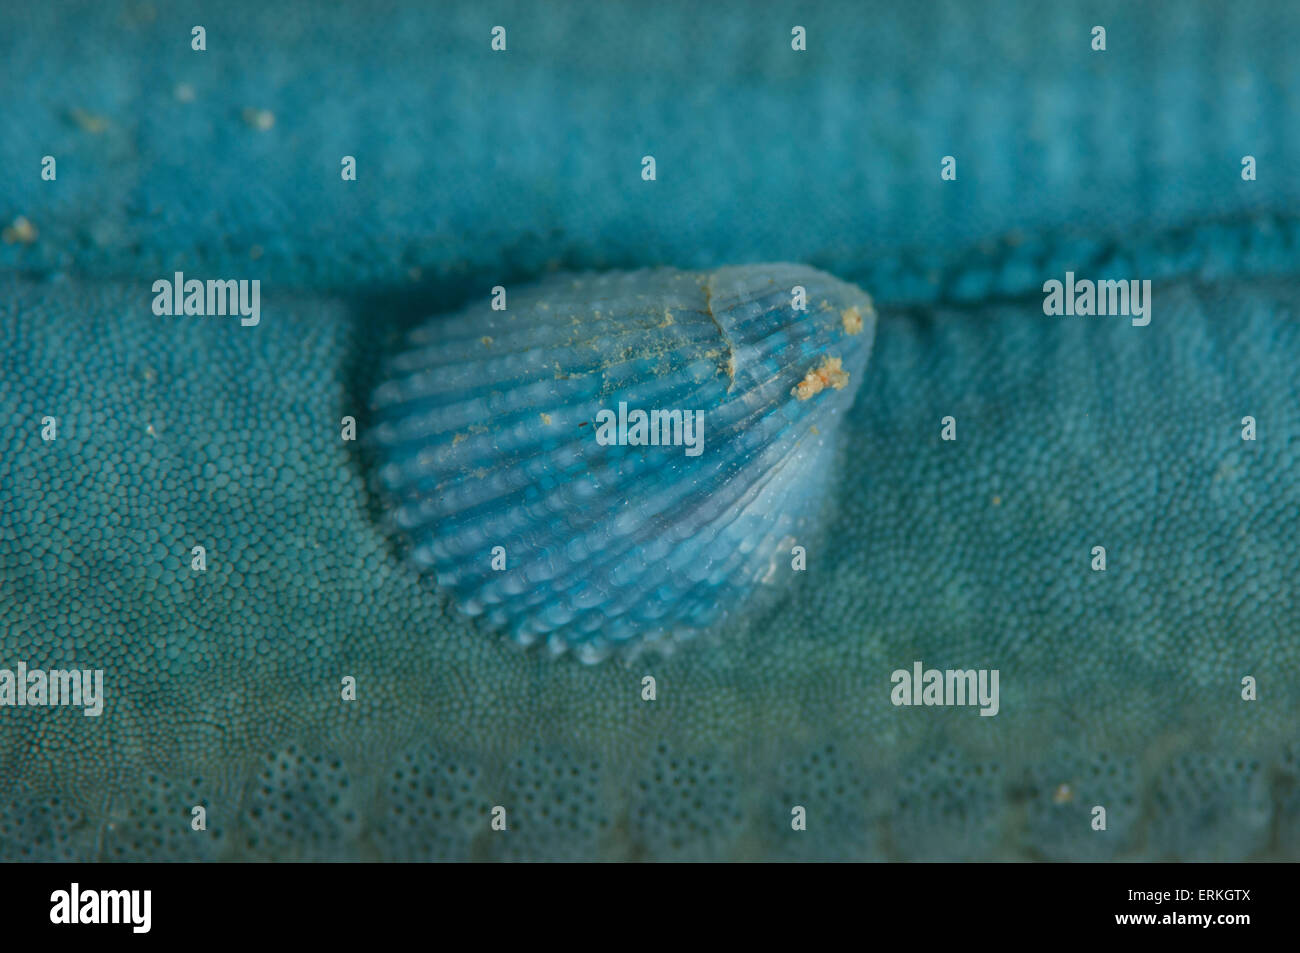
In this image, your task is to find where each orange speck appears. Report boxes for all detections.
[793,356,850,400]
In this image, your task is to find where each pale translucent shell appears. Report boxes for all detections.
[371,264,876,662]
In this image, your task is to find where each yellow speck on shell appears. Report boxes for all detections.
[793,356,849,400]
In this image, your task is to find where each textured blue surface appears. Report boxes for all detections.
[3,0,1299,304]
[0,0,1297,860]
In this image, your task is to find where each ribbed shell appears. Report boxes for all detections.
[371,264,875,662]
